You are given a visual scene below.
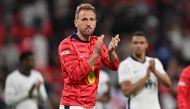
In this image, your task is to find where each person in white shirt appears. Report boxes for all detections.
[96,70,111,109]
[118,31,172,109]
[4,51,48,109]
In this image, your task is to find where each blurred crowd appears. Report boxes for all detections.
[1,0,190,109]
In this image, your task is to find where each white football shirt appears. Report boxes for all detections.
[97,70,110,99]
[5,70,48,109]
[118,56,166,109]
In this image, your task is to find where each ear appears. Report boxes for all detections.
[74,20,78,28]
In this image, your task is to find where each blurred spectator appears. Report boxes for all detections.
[20,0,48,27]
[181,33,190,65]
[0,69,9,109]
[96,70,111,109]
[160,57,181,109]
[0,22,6,48]
[4,51,48,109]
[0,35,19,73]
[156,40,173,68]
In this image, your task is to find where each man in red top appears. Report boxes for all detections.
[177,66,190,109]
[58,3,120,109]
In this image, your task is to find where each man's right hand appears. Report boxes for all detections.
[29,80,41,98]
[35,80,41,91]
[88,35,105,68]
[94,34,105,55]
[146,63,152,78]
[29,84,35,98]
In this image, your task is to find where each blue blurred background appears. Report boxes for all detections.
[1,0,190,109]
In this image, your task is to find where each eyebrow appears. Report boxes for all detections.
[82,17,94,19]
[133,41,146,43]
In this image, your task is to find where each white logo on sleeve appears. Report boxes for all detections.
[60,50,70,56]
[178,81,186,86]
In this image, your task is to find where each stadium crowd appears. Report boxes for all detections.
[1,0,190,109]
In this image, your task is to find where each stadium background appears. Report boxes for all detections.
[0,0,190,109]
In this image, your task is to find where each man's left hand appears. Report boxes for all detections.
[108,34,120,53]
[149,60,156,73]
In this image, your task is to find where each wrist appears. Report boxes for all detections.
[109,51,117,59]
[152,69,156,74]
[109,50,116,55]
[29,84,35,98]
[108,49,114,54]
[93,51,101,56]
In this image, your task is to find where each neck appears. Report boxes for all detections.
[76,32,89,41]
[132,53,145,63]
[19,67,31,76]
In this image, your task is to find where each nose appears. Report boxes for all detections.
[86,22,92,28]
[86,20,92,25]
[136,43,142,49]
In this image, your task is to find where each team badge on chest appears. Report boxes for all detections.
[87,66,96,84]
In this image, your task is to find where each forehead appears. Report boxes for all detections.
[21,55,33,63]
[24,55,34,60]
[78,10,96,19]
[132,35,147,42]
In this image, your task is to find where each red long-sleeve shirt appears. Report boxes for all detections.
[177,65,190,109]
[58,33,119,108]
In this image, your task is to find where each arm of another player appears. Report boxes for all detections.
[34,77,48,102]
[177,68,190,109]
[121,69,151,96]
[149,59,172,88]
[96,70,111,103]
[119,62,151,96]
[5,76,30,105]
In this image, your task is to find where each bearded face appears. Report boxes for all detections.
[75,10,96,38]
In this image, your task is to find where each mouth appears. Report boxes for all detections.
[85,28,92,30]
[83,27,94,35]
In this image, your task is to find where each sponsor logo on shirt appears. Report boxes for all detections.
[88,66,96,84]
[60,50,70,56]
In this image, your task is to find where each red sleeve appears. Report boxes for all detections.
[101,43,119,71]
[58,41,91,82]
[177,68,190,109]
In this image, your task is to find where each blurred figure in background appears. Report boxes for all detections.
[160,57,180,109]
[96,69,111,109]
[4,51,48,109]
[118,31,171,109]
[177,65,190,109]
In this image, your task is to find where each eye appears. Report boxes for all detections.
[81,18,96,22]
[140,42,145,44]
[90,18,96,21]
[81,18,88,21]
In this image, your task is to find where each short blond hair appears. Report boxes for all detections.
[75,3,96,20]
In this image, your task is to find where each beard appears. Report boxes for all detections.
[80,28,94,37]
[134,50,144,56]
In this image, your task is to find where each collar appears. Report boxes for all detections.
[130,55,146,63]
[71,32,89,43]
